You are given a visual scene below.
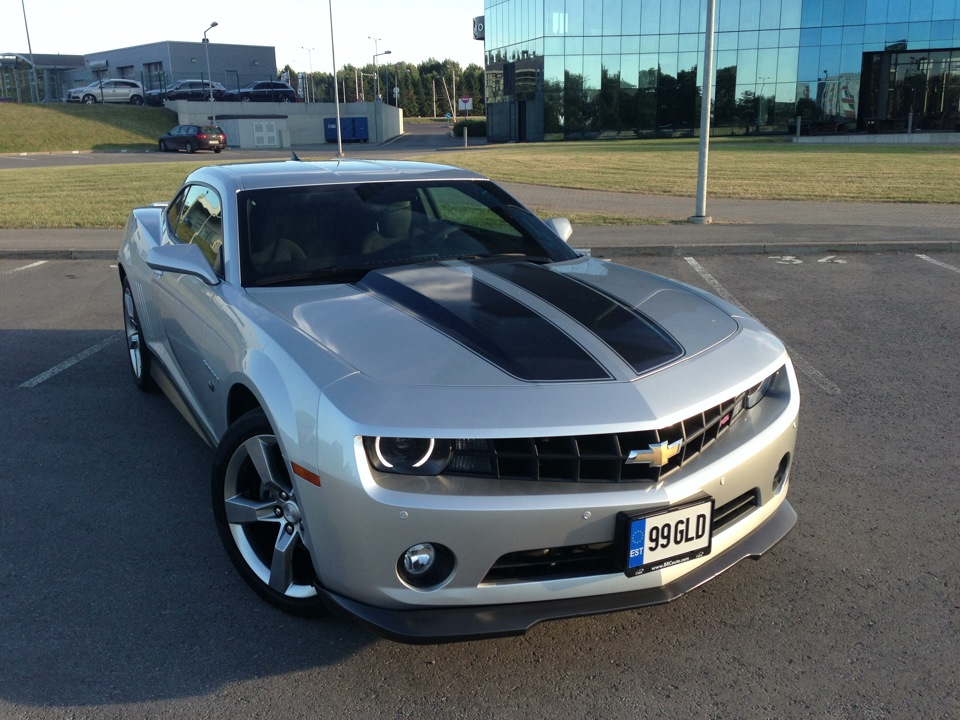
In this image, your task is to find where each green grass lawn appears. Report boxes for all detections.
[0,103,178,153]
[1,104,958,228]
[411,138,960,204]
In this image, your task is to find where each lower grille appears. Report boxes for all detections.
[481,490,760,584]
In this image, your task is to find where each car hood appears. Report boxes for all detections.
[249,257,744,386]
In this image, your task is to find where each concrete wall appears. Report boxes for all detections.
[168,100,404,148]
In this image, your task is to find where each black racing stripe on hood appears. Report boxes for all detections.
[356,266,612,382]
[477,261,684,376]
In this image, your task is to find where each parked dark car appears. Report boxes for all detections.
[145,80,226,106]
[158,125,226,153]
[223,80,297,103]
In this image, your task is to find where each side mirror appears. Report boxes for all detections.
[147,244,220,285]
[543,217,574,243]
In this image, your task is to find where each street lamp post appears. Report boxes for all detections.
[690,0,716,224]
[328,0,343,157]
[369,38,391,143]
[302,46,314,103]
[21,0,41,102]
[203,21,218,124]
[757,75,771,129]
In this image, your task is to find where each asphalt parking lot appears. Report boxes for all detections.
[1,249,957,719]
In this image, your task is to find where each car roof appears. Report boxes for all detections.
[185,160,488,192]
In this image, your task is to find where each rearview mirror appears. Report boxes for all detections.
[543,217,573,243]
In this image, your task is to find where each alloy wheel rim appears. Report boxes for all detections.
[222,434,317,599]
[123,287,143,379]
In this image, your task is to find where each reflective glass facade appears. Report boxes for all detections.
[483,0,960,141]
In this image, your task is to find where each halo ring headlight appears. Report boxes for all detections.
[364,437,452,475]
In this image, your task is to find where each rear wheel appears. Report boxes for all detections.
[214,147,223,153]
[212,409,327,617]
[121,277,155,391]
[185,141,196,154]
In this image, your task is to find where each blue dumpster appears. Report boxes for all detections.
[324,117,370,143]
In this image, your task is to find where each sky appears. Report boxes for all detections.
[3,0,486,72]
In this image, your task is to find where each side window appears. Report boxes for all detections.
[426,186,522,237]
[166,187,189,236]
[169,184,224,272]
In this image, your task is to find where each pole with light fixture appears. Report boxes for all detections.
[302,46,314,103]
[690,0,716,224]
[203,21,218,124]
[328,0,343,156]
[369,38,391,143]
[20,0,40,102]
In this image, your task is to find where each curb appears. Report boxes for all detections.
[2,239,958,263]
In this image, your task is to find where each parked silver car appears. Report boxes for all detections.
[117,159,799,642]
[65,78,144,105]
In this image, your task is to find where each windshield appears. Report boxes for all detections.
[238,180,579,287]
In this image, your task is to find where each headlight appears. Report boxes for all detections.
[363,436,453,475]
[745,369,779,408]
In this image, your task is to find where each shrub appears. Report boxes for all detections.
[452,118,487,138]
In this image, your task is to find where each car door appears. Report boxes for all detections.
[152,183,225,436]
[98,80,115,102]
[168,126,183,150]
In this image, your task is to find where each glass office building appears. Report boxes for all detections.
[482,0,960,141]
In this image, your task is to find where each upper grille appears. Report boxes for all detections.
[446,391,749,484]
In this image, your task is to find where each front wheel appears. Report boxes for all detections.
[82,94,97,104]
[121,277,155,391]
[130,94,144,106]
[212,409,327,617]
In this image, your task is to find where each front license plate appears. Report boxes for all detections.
[616,499,714,577]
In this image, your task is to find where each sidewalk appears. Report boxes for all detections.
[1,186,957,260]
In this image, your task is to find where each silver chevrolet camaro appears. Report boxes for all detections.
[118,158,799,642]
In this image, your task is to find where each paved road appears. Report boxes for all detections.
[1,253,958,719]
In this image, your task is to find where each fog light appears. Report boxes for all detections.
[403,543,436,576]
[397,542,455,589]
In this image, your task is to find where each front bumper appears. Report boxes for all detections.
[318,499,796,643]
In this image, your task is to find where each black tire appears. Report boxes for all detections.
[212,409,327,617]
[214,147,223,153]
[82,94,97,104]
[130,94,144,106]
[185,141,196,154]
[121,277,156,391]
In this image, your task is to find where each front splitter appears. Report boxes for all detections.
[316,500,797,644]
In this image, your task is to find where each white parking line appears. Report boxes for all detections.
[917,254,960,274]
[684,257,842,396]
[19,333,122,388]
[1,260,48,275]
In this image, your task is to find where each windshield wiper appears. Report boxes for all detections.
[454,253,553,265]
[252,266,371,287]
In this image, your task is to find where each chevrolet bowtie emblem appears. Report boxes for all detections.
[625,439,683,468]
